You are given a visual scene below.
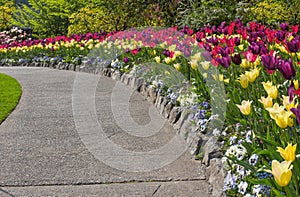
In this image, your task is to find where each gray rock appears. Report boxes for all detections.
[206,158,225,197]
[203,137,222,166]
[139,83,148,98]
[111,72,121,81]
[154,94,163,108]
[121,74,131,85]
[68,64,75,71]
[135,77,145,92]
[168,107,182,125]
[178,117,202,155]
[163,102,173,119]
[147,88,157,104]
[159,97,168,115]
[129,77,144,90]
[60,63,67,70]
[173,109,190,131]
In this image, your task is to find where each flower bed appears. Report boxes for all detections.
[1,20,300,196]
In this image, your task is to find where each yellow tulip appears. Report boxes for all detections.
[174,51,182,57]
[173,63,180,71]
[164,57,171,64]
[252,57,261,67]
[236,100,252,115]
[154,56,161,63]
[201,61,210,70]
[238,44,244,51]
[282,95,298,111]
[258,96,273,108]
[240,59,251,68]
[190,59,198,70]
[245,67,260,83]
[168,44,176,51]
[293,79,299,90]
[266,103,285,119]
[277,143,297,162]
[266,160,293,187]
[191,52,201,62]
[237,74,249,88]
[262,81,273,89]
[274,110,294,129]
[262,81,278,99]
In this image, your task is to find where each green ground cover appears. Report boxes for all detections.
[0,73,22,124]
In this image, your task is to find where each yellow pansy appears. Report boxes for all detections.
[236,100,252,115]
[266,160,293,187]
[277,143,297,162]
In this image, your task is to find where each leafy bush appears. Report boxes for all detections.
[12,0,87,38]
[0,1,15,31]
[176,0,238,30]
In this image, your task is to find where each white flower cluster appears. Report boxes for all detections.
[177,92,198,107]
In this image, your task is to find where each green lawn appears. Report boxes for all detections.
[0,73,22,124]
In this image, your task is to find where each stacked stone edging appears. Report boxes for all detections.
[4,62,225,197]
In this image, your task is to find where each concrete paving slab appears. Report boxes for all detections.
[0,67,211,196]
[0,180,210,197]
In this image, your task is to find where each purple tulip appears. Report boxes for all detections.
[280,23,289,31]
[277,59,296,80]
[249,42,260,54]
[261,54,276,70]
[287,39,299,52]
[217,56,231,68]
[123,57,129,63]
[204,43,212,52]
[212,25,217,33]
[275,31,285,41]
[201,51,212,61]
[211,37,219,46]
[219,46,230,57]
[162,49,171,57]
[288,82,295,102]
[291,105,300,124]
[259,44,268,55]
[231,53,241,65]
[234,37,240,45]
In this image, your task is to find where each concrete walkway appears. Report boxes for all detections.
[0,67,211,197]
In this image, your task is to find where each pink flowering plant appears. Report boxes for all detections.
[1,20,300,196]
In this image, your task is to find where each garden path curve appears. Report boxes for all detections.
[0,67,212,197]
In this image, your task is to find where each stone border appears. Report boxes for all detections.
[3,62,225,197]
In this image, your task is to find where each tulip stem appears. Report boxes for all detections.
[284,185,294,197]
